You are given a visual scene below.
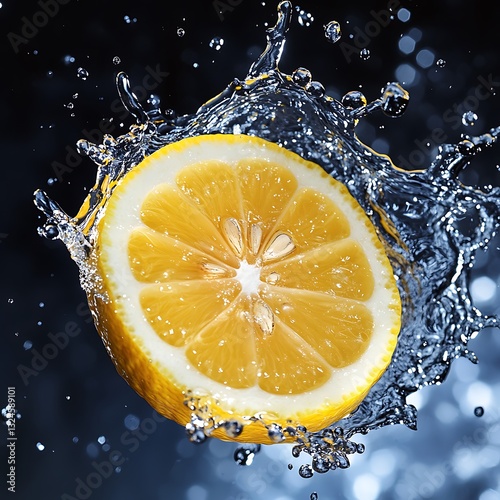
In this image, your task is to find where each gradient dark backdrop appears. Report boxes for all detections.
[2,1,500,499]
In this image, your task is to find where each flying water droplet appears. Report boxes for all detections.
[112,56,121,65]
[324,21,341,43]
[474,406,484,417]
[436,58,446,68]
[209,36,225,51]
[177,27,185,37]
[296,7,314,27]
[299,464,314,478]
[462,110,478,127]
[77,67,89,80]
[360,48,371,60]
[234,444,261,465]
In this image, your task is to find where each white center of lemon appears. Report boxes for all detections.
[236,260,262,295]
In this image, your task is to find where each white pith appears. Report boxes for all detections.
[100,135,400,418]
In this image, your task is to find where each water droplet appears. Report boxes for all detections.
[185,422,207,444]
[63,55,75,65]
[97,435,106,444]
[7,298,13,304]
[436,58,446,68]
[262,232,295,261]
[223,419,243,438]
[324,21,341,43]
[299,464,314,478]
[288,463,293,470]
[209,36,224,51]
[341,90,367,110]
[457,139,476,155]
[234,444,261,466]
[112,56,121,65]
[296,7,314,27]
[360,48,371,60]
[177,27,185,37]
[462,110,478,127]
[312,456,331,473]
[77,67,89,80]
[123,15,137,24]
[46,70,53,78]
[266,423,285,442]
[36,442,45,451]
[306,81,325,97]
[380,82,410,117]
[292,445,302,458]
[474,406,484,417]
[292,67,312,87]
[23,340,33,350]
[310,493,319,500]
[356,443,365,453]
[72,436,79,444]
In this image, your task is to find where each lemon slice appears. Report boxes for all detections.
[91,134,401,444]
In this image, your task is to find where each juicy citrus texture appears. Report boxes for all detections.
[92,134,401,444]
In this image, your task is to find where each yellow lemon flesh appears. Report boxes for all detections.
[91,134,401,444]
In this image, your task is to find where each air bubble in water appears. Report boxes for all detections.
[360,48,371,60]
[77,67,89,80]
[209,36,224,51]
[324,21,341,43]
[462,110,478,127]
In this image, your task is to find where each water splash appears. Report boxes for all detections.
[34,0,500,475]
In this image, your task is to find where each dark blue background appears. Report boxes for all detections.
[1,1,500,499]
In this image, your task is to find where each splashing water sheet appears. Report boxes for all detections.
[5,0,499,499]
